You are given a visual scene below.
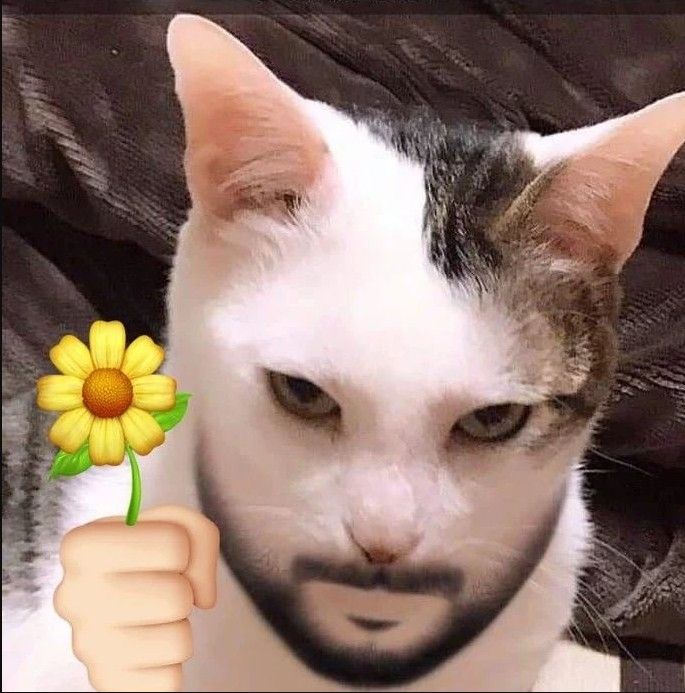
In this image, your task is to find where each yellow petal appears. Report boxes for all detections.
[131,375,176,412]
[89,320,126,369]
[49,335,94,379]
[89,417,125,466]
[121,336,165,379]
[120,407,165,456]
[36,375,84,411]
[49,407,94,453]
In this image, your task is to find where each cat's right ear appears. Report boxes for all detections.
[521,93,685,272]
[167,15,328,220]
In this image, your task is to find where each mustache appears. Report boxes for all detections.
[292,556,463,598]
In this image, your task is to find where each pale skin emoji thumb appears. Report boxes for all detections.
[138,505,220,608]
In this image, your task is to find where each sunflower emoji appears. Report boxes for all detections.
[36,320,190,525]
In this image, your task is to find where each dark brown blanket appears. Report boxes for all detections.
[2,3,684,680]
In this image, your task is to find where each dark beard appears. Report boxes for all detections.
[196,446,566,687]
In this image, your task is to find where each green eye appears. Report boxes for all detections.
[455,403,531,442]
[268,372,340,420]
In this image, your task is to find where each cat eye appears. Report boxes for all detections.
[268,371,340,420]
[454,403,531,442]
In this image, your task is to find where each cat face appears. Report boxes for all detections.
[166,15,684,686]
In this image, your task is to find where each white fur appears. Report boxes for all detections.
[2,104,591,692]
[522,91,685,170]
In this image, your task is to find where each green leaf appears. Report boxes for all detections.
[151,392,191,432]
[49,443,92,479]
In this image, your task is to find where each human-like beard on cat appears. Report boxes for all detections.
[196,433,570,687]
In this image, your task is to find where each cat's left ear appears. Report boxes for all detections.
[524,92,685,271]
[166,14,329,220]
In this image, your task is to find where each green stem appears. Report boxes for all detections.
[125,446,142,526]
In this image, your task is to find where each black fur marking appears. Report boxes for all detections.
[350,107,536,285]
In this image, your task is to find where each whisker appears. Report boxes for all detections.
[575,588,650,678]
[519,572,595,653]
[475,539,645,671]
[230,503,296,517]
[567,617,592,650]
[591,537,646,576]
[581,561,620,583]
[576,575,606,604]
[574,589,610,656]
[458,539,618,661]
[547,399,650,476]
[586,446,652,477]
[528,575,601,656]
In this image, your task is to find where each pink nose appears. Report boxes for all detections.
[344,463,421,564]
[347,525,420,565]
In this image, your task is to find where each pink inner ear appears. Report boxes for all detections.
[531,153,637,267]
[168,15,328,218]
[185,86,328,217]
[530,93,685,270]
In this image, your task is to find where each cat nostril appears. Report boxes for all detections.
[346,525,418,565]
[360,545,398,565]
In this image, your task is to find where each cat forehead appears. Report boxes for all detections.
[205,105,609,403]
[211,261,521,403]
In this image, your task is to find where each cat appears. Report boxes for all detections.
[3,13,684,693]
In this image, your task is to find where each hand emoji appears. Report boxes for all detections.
[54,505,219,692]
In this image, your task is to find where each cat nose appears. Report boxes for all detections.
[344,462,422,564]
[346,524,420,565]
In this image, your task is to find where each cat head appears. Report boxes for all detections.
[166,15,684,685]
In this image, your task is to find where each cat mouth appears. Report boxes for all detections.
[347,616,400,632]
[300,579,453,648]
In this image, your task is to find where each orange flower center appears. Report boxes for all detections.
[82,368,133,418]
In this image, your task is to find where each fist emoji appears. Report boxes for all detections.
[54,505,220,692]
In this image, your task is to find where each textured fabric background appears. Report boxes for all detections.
[2,4,684,662]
